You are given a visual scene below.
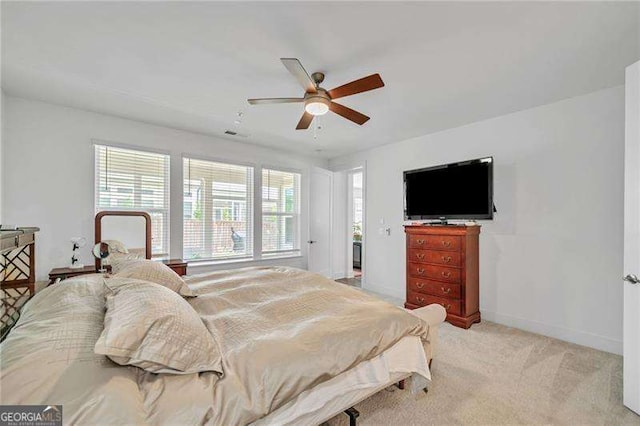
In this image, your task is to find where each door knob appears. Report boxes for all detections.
[624,274,640,284]
[307,240,316,244]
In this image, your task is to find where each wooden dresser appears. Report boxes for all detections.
[404,225,481,329]
[1,227,39,340]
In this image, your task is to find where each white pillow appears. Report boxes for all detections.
[95,279,222,375]
[114,259,194,297]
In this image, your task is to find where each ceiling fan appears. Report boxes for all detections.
[248,58,385,130]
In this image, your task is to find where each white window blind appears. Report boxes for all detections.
[95,144,170,257]
[183,158,254,261]
[262,168,301,256]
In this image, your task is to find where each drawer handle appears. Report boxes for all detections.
[416,296,425,303]
[417,268,425,274]
[442,256,452,263]
[441,271,451,279]
[441,240,452,248]
[416,239,425,245]
[441,303,451,310]
[416,253,425,260]
[441,286,451,294]
[416,282,425,289]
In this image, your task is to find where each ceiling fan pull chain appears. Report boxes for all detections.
[313,117,318,139]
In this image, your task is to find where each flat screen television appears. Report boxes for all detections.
[403,157,493,220]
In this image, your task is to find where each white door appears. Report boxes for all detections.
[624,60,640,415]
[308,167,333,278]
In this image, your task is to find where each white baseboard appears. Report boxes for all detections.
[331,270,347,280]
[482,310,622,355]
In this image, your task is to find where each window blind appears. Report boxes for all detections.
[262,168,301,256]
[94,144,170,257]
[183,157,254,261]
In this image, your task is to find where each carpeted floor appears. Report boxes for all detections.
[327,321,640,425]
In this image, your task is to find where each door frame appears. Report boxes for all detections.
[623,60,640,415]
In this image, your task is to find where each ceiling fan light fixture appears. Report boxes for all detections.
[304,96,330,116]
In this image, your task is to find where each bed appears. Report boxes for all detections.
[0,265,444,425]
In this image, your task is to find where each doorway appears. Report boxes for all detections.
[336,168,364,287]
[350,170,364,282]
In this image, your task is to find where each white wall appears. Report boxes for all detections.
[330,86,625,354]
[3,96,327,280]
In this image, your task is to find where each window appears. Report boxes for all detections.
[95,145,170,257]
[183,158,253,261]
[262,168,301,256]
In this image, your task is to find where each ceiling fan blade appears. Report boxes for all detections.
[329,102,370,125]
[248,97,304,105]
[281,58,317,93]
[328,74,385,100]
[296,111,314,130]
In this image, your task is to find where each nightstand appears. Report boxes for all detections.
[48,259,188,285]
[48,265,98,285]
[161,259,188,276]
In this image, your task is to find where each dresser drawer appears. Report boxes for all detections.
[407,291,462,316]
[408,278,461,299]
[408,249,461,267]
[408,264,461,283]
[408,234,461,251]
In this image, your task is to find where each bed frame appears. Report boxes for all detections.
[94,210,152,270]
[318,358,432,424]
[318,373,413,426]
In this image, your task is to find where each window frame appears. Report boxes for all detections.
[182,154,256,263]
[260,166,302,258]
[93,141,171,258]
[94,145,306,266]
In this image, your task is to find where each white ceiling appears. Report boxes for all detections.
[2,2,639,159]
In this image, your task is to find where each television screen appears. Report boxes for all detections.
[404,157,493,220]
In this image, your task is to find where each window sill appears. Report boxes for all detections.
[260,250,302,260]
[261,252,302,261]
[187,254,303,268]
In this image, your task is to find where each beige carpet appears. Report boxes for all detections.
[327,321,640,425]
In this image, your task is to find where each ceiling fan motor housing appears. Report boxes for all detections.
[311,72,325,85]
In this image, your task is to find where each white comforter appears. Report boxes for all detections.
[0,267,429,425]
